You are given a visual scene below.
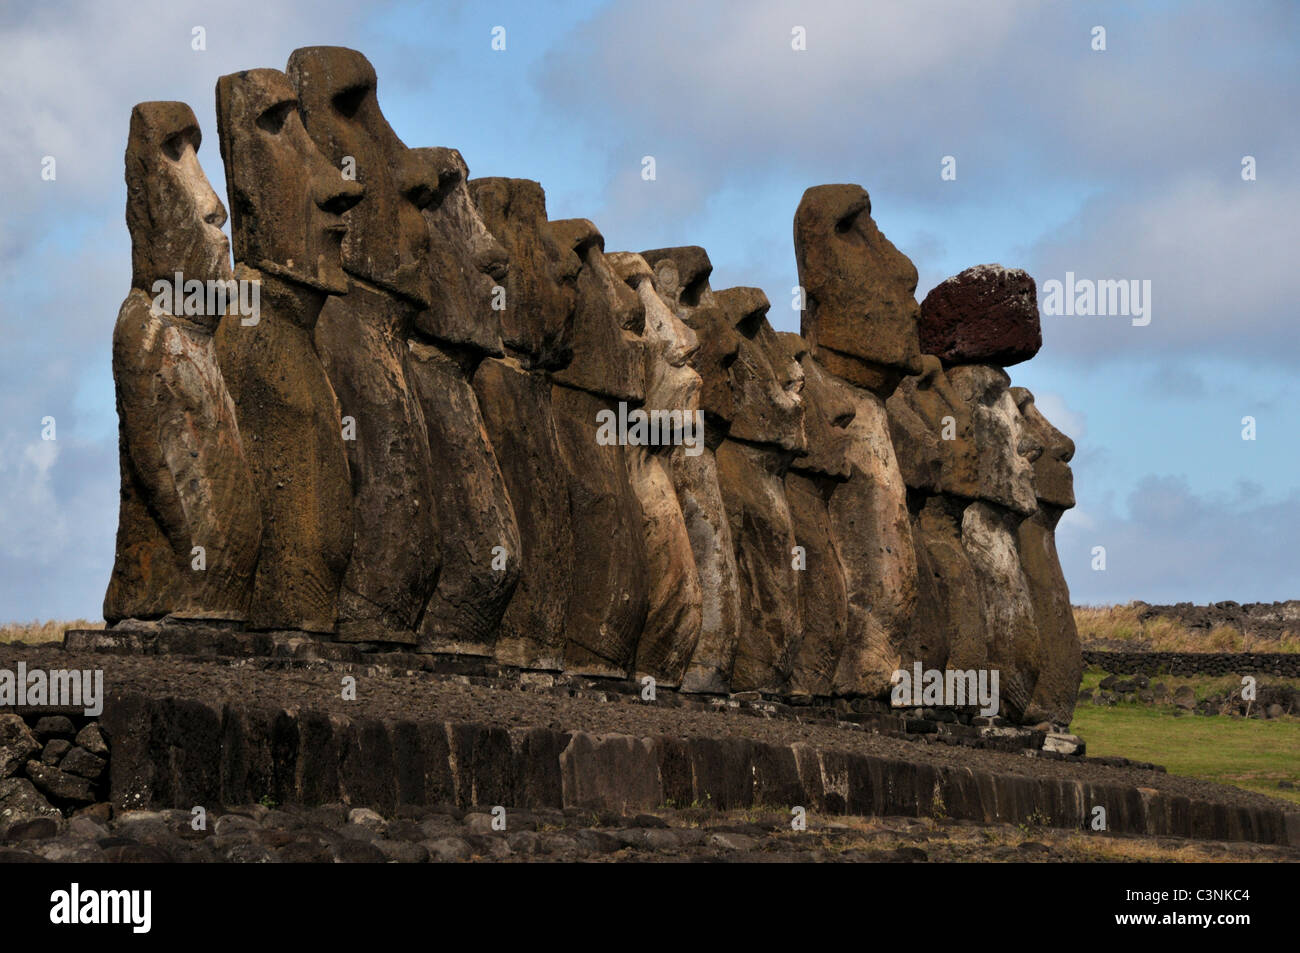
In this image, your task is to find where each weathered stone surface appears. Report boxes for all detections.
[781,335,853,697]
[289,47,441,642]
[886,355,979,498]
[560,733,662,813]
[718,288,805,453]
[0,778,61,835]
[1011,388,1075,510]
[919,265,1041,367]
[59,746,107,781]
[670,442,741,694]
[212,68,359,632]
[904,496,987,673]
[962,501,1040,721]
[793,184,922,395]
[640,248,742,693]
[551,383,649,678]
[540,223,651,677]
[409,341,521,655]
[0,715,39,779]
[785,470,849,696]
[715,439,800,694]
[824,377,916,698]
[467,178,578,669]
[40,740,71,765]
[105,102,262,625]
[33,716,75,740]
[25,761,96,804]
[471,177,578,368]
[945,365,1038,516]
[1013,387,1081,724]
[415,147,508,355]
[74,724,109,758]
[609,252,704,685]
[687,286,806,694]
[548,219,646,403]
[472,358,573,670]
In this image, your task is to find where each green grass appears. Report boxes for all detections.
[1078,666,1297,704]
[1070,702,1300,806]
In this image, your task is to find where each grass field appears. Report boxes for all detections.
[1070,700,1300,806]
[0,619,102,644]
[1074,603,1300,653]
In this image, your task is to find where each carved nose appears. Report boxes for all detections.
[315,176,363,215]
[622,295,645,335]
[473,236,509,282]
[397,155,441,211]
[202,200,227,230]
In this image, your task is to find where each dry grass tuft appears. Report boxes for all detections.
[0,619,103,644]
[1074,604,1300,653]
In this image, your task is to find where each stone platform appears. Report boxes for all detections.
[0,634,1293,849]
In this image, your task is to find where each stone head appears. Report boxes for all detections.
[608,252,701,420]
[717,287,806,455]
[547,218,646,403]
[639,246,738,430]
[286,46,438,306]
[126,102,231,308]
[781,333,854,480]
[470,177,578,369]
[216,69,363,299]
[641,246,716,317]
[1010,387,1075,510]
[946,364,1038,515]
[793,184,922,395]
[412,146,508,354]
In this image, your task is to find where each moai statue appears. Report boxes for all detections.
[779,334,854,698]
[286,47,441,643]
[607,252,704,686]
[886,356,987,674]
[640,247,743,693]
[405,146,521,656]
[914,264,1046,721]
[468,177,579,670]
[212,69,362,632]
[947,363,1042,721]
[547,219,650,678]
[105,102,262,626]
[1012,387,1082,725]
[794,185,919,698]
[711,286,806,694]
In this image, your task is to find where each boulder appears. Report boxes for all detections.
[0,715,39,779]
[919,265,1040,367]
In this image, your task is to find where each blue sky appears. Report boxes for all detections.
[1,0,1296,620]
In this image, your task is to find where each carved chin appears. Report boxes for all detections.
[315,257,350,295]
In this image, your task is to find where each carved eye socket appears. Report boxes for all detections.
[256,102,294,135]
[162,134,187,162]
[332,85,368,118]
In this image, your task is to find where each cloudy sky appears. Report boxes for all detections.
[1,0,1296,621]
